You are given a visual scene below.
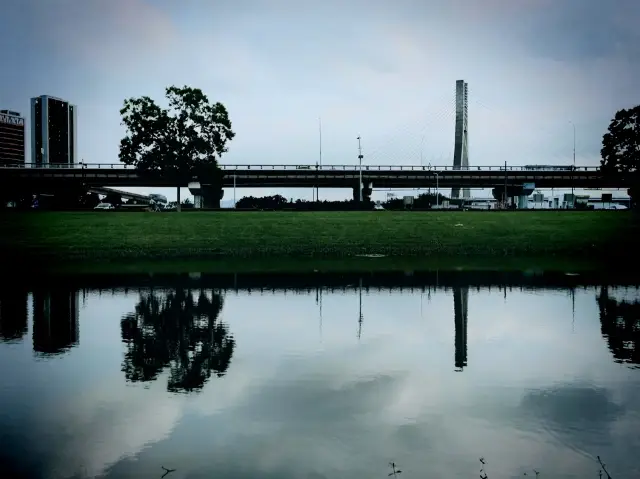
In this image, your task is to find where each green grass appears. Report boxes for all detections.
[1,210,638,263]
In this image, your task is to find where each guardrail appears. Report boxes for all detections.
[0,162,602,172]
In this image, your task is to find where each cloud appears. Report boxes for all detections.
[29,0,179,75]
[512,0,640,62]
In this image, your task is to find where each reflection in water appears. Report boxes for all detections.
[1,272,639,478]
[120,288,235,393]
[454,286,468,371]
[0,290,28,342]
[32,289,79,355]
[597,287,640,368]
[357,277,364,340]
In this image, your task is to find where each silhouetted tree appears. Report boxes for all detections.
[382,192,448,210]
[119,86,234,205]
[120,289,235,392]
[597,287,640,368]
[236,194,289,210]
[600,105,640,207]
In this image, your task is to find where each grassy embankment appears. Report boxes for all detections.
[1,211,638,271]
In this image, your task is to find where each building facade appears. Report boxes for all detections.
[30,95,77,166]
[0,109,26,166]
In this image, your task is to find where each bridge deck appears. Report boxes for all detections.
[0,163,630,189]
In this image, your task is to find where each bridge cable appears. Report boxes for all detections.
[469,91,591,165]
[364,96,457,165]
[365,97,456,164]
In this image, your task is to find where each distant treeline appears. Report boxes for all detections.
[235,192,452,211]
[3,190,454,211]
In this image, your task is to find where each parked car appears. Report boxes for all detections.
[94,203,114,210]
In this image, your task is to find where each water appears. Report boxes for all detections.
[1,270,639,479]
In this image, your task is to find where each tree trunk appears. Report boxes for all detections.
[177,186,181,212]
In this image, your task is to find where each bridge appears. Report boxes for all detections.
[0,162,627,190]
[0,80,632,206]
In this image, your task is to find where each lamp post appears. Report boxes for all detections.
[570,121,576,200]
[357,136,363,203]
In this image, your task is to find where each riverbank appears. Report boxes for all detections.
[1,211,638,263]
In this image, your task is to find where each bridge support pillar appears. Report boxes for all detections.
[352,182,372,204]
[188,181,223,209]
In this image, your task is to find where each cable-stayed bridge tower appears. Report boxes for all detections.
[451,80,469,199]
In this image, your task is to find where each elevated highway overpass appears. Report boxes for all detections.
[87,186,151,203]
[0,163,632,190]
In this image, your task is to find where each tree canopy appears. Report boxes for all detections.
[119,86,235,179]
[600,105,640,175]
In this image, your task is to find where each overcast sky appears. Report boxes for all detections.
[1,0,638,201]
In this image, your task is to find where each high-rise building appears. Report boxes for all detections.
[30,95,77,166]
[0,109,26,166]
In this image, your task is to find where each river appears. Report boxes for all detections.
[0,270,639,478]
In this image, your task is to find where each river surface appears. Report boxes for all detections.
[1,270,639,479]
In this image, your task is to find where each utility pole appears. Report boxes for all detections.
[357,136,364,203]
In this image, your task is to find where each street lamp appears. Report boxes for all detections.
[569,121,576,199]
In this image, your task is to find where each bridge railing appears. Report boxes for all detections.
[0,161,602,172]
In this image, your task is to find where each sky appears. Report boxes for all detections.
[1,0,638,202]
